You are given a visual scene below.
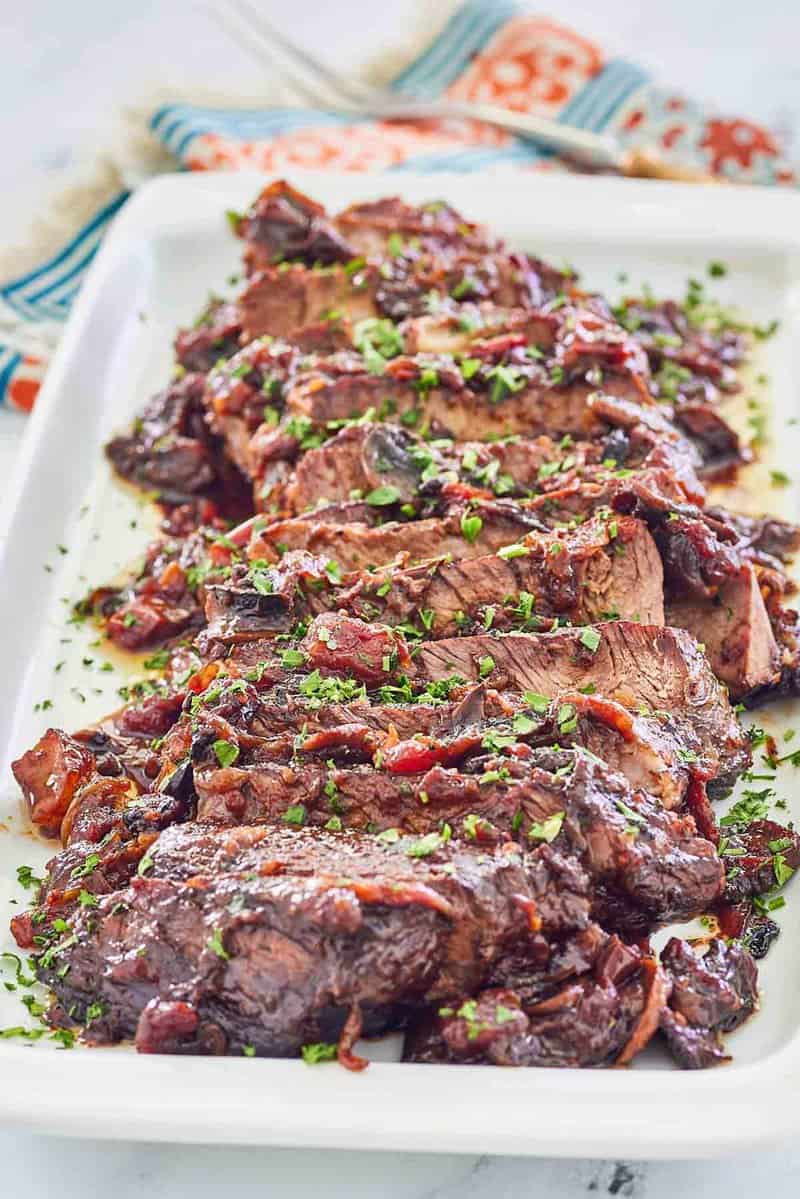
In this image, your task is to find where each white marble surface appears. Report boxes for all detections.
[3,1,800,1192]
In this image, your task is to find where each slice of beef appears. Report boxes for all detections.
[274,420,704,517]
[153,611,710,808]
[609,470,785,684]
[613,296,746,396]
[152,631,711,809]
[281,353,737,483]
[237,242,572,343]
[202,515,663,645]
[250,460,790,650]
[234,180,357,272]
[401,299,648,378]
[38,824,592,1060]
[281,422,427,513]
[246,501,546,572]
[532,481,788,687]
[12,729,97,839]
[609,472,789,698]
[404,938,668,1068]
[174,297,242,373]
[334,195,496,259]
[587,391,742,479]
[14,688,188,841]
[498,749,724,931]
[235,182,567,311]
[284,349,648,445]
[238,264,377,344]
[666,565,781,700]
[402,303,557,356]
[174,706,722,932]
[235,183,499,275]
[415,621,751,797]
[106,373,218,500]
[202,336,302,479]
[706,507,800,569]
[659,937,759,1068]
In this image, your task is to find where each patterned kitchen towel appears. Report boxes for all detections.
[1,0,795,411]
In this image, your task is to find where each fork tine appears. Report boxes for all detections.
[227,0,377,106]
[206,0,626,171]
[205,3,349,108]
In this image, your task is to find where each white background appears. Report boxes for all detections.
[2,1,800,1194]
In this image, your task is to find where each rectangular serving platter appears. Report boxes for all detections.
[1,168,800,1156]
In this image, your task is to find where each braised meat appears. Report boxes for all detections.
[201,516,664,646]
[659,937,759,1068]
[38,824,593,1062]
[13,181,798,1073]
[416,621,750,796]
[106,373,218,501]
[404,938,668,1068]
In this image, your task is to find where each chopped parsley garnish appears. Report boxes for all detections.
[527,811,565,843]
[365,485,401,507]
[207,927,230,960]
[70,853,101,881]
[462,813,493,839]
[16,865,43,891]
[450,277,475,300]
[280,649,307,669]
[486,364,526,404]
[405,831,446,858]
[352,317,404,374]
[720,790,772,827]
[0,953,36,988]
[579,628,601,653]
[497,542,529,560]
[460,512,483,544]
[284,414,326,450]
[301,1041,338,1064]
[414,367,439,396]
[616,800,647,827]
[774,853,795,888]
[249,567,275,596]
[481,729,517,752]
[557,703,578,735]
[213,739,240,768]
[137,851,154,877]
[282,804,307,827]
[143,649,171,670]
[298,670,366,708]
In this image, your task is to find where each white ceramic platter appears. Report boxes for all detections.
[1,169,799,1156]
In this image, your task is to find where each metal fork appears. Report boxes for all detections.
[208,0,718,181]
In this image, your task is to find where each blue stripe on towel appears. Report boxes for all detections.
[392,0,520,98]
